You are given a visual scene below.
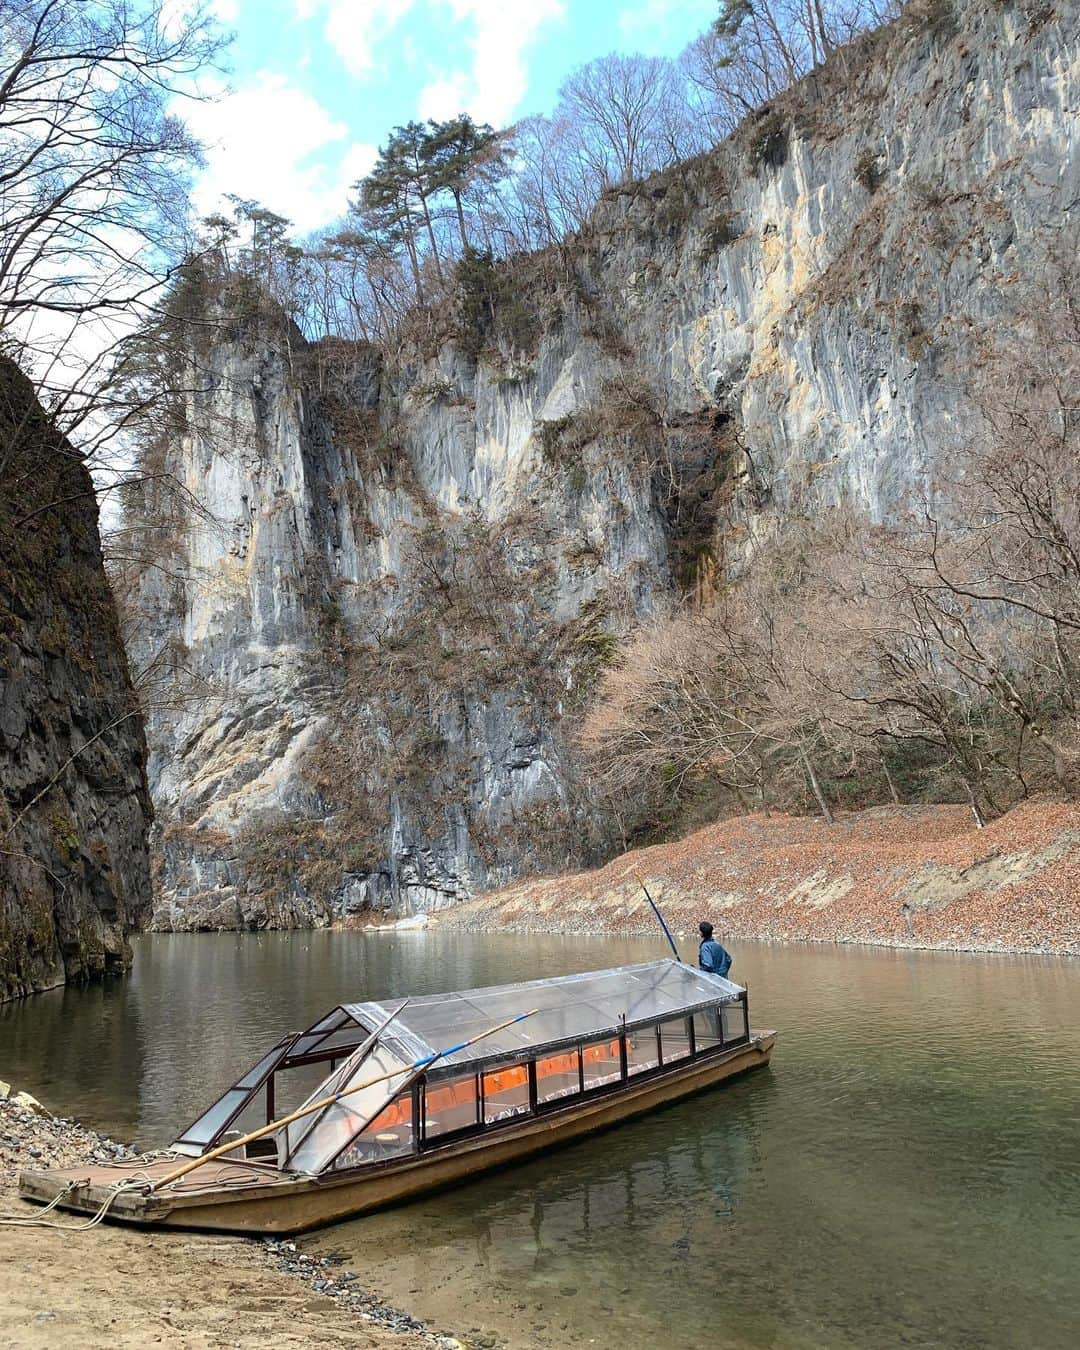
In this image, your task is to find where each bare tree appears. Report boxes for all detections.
[557,53,700,188]
[682,0,898,137]
[0,0,224,487]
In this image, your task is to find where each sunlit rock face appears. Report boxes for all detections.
[0,359,151,999]
[131,0,1077,929]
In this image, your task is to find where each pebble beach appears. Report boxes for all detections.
[0,1087,469,1350]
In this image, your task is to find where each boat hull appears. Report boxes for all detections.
[19,1031,774,1235]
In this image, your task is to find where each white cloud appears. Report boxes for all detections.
[417,72,471,121]
[418,0,565,126]
[618,0,713,44]
[300,0,417,77]
[183,74,374,233]
[337,141,380,194]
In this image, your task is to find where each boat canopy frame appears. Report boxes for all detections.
[173,960,748,1168]
[341,959,744,1082]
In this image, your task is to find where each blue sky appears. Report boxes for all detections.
[181,0,718,235]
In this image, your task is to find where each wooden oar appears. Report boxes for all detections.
[149,1006,540,1192]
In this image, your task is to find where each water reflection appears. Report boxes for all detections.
[1,933,1079,1349]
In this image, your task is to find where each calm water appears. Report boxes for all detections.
[1,931,1078,1349]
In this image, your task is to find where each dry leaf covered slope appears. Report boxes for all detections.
[442,801,1080,954]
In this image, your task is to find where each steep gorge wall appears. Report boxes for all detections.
[0,359,152,999]
[133,0,1078,930]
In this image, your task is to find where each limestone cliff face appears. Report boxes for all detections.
[132,0,1078,929]
[0,359,152,1000]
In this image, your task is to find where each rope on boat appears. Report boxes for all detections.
[0,1174,154,1231]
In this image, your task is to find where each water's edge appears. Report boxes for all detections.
[2,932,1078,1350]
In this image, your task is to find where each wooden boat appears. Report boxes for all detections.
[19,959,775,1234]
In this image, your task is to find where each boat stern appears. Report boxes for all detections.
[18,1161,175,1225]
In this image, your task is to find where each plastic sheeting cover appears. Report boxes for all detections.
[342,960,742,1076]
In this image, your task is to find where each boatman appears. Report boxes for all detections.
[698,922,732,979]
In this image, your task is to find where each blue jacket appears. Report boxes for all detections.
[699,938,732,978]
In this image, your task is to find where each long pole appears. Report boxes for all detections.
[281,999,410,1169]
[634,871,681,961]
[149,1007,540,1193]
[323,1008,536,1172]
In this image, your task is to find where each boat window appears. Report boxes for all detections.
[536,1048,581,1104]
[424,1074,479,1140]
[290,1008,358,1060]
[581,1037,622,1091]
[177,1089,249,1146]
[625,1025,660,1076]
[285,1041,411,1174]
[692,1009,723,1053]
[722,1000,748,1044]
[482,1064,531,1125]
[316,1026,368,1054]
[332,1092,415,1168]
[235,1043,290,1089]
[659,1016,693,1064]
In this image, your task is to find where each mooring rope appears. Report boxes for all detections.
[0,1171,162,1231]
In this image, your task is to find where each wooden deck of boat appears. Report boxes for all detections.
[21,1155,286,1196]
[20,1030,775,1235]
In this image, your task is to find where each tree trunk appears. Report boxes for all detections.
[453,189,469,252]
[804,0,820,64]
[801,749,834,825]
[964,779,986,828]
[812,0,833,55]
[879,746,901,805]
[402,226,424,301]
[419,192,444,284]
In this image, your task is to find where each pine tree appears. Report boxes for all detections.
[423,115,508,253]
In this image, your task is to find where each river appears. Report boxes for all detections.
[1,931,1078,1349]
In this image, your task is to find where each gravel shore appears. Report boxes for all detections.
[0,1089,465,1349]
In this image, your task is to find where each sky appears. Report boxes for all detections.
[181,0,718,237]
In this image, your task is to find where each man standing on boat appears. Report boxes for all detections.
[698,923,732,979]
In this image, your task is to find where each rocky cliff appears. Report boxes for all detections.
[0,359,152,999]
[130,0,1079,929]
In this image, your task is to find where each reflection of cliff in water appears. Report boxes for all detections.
[0,974,147,1139]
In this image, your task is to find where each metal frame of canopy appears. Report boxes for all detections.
[343,960,744,1080]
[171,960,748,1173]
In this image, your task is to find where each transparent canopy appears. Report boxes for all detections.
[342,959,742,1080]
[281,1039,411,1173]
[184,960,746,1176]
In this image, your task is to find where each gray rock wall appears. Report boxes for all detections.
[0,359,152,999]
[131,0,1078,929]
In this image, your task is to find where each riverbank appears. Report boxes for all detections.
[438,800,1080,955]
[0,1089,464,1350]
